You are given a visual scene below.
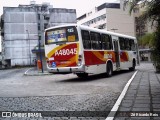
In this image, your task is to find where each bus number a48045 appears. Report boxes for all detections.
[55,48,77,56]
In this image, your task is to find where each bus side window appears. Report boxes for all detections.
[102,34,112,50]
[125,38,130,50]
[130,39,135,51]
[119,37,125,50]
[90,32,101,50]
[81,30,91,49]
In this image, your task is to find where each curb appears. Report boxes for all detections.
[105,70,138,120]
[24,68,33,75]
[24,68,52,76]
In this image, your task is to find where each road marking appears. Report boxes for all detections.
[105,70,138,120]
[24,68,33,75]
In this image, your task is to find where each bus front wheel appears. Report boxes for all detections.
[106,62,113,77]
[76,73,88,78]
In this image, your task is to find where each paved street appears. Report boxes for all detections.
[0,66,135,120]
[1,63,159,120]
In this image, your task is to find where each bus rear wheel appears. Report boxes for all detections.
[106,62,113,77]
[129,60,136,71]
[76,73,88,78]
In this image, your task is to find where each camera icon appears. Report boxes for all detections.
[2,112,11,117]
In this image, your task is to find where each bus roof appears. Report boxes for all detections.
[45,24,136,40]
[45,24,77,31]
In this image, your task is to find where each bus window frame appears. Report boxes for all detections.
[130,39,136,51]
[119,37,125,50]
[119,37,136,51]
[81,30,91,49]
[90,31,101,50]
[101,34,113,50]
[45,26,78,45]
[125,38,130,50]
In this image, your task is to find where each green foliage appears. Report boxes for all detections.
[124,0,160,23]
[151,21,160,71]
[124,0,160,71]
[138,33,155,47]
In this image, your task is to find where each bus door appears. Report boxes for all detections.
[112,36,120,68]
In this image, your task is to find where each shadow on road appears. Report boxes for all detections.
[58,69,134,83]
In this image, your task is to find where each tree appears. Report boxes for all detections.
[124,0,160,72]
[138,32,155,48]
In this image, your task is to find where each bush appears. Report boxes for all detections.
[151,22,160,72]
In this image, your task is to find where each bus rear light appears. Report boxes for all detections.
[48,63,51,67]
[78,55,82,61]
[78,59,82,62]
[47,61,51,67]
[79,55,82,58]
[77,55,82,66]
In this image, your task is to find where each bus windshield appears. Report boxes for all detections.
[45,26,78,44]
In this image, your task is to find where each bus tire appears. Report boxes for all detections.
[106,62,113,77]
[129,60,136,71]
[76,73,88,78]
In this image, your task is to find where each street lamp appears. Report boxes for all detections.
[38,12,47,73]
[26,30,31,66]
[38,10,49,73]
[29,6,49,73]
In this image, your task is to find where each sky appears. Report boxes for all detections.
[0,0,120,52]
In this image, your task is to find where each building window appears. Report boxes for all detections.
[44,23,48,29]
[39,36,41,41]
[38,14,40,20]
[88,11,92,16]
[38,23,40,30]
[91,20,94,24]
[41,6,47,11]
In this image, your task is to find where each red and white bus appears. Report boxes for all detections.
[44,24,139,78]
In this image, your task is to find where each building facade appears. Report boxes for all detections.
[77,1,135,37]
[0,1,76,68]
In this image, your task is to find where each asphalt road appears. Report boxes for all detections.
[0,67,135,119]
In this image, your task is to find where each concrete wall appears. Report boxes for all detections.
[49,8,76,27]
[3,8,38,66]
[106,8,135,36]
[2,7,77,67]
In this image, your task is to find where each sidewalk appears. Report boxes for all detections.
[114,63,160,120]
[24,67,52,76]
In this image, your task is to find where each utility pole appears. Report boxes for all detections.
[26,30,31,66]
[39,13,44,73]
